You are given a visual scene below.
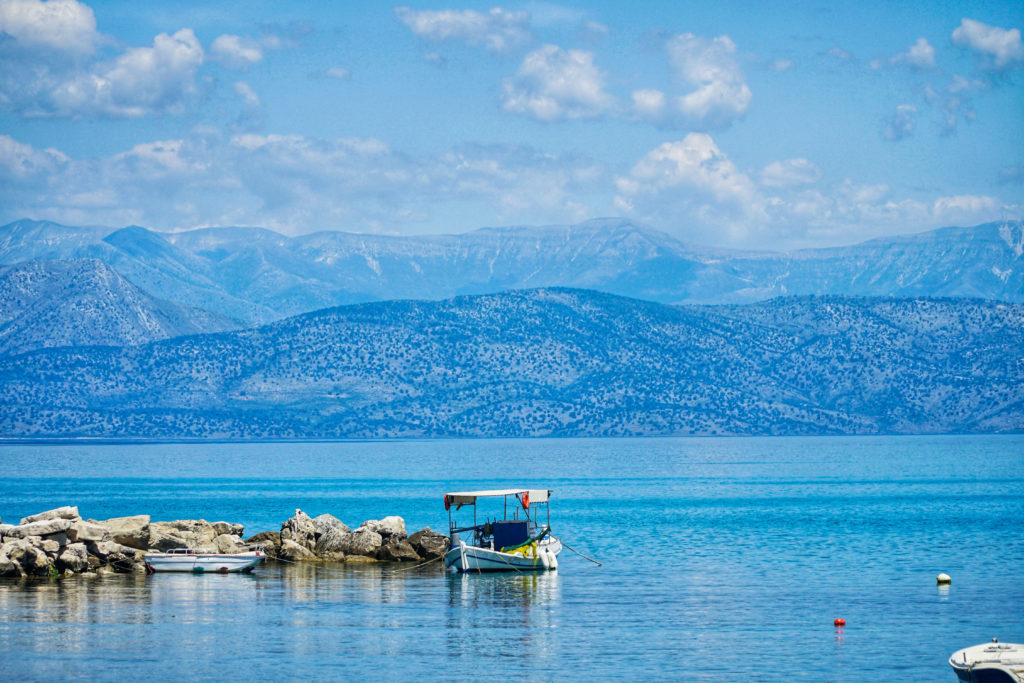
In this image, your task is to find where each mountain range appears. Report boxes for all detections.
[1,218,1021,331]
[1,288,1020,438]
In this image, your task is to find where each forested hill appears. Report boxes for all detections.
[1,288,1020,438]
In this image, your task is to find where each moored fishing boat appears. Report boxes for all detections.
[950,639,1024,682]
[443,488,561,573]
[145,547,265,573]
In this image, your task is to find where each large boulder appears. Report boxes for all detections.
[20,506,80,525]
[359,516,406,541]
[280,510,317,551]
[213,534,245,554]
[68,521,107,543]
[313,514,349,537]
[86,540,144,573]
[97,515,150,549]
[245,531,281,558]
[313,526,350,560]
[0,523,14,539]
[211,521,244,537]
[337,528,382,557]
[377,538,420,562]
[278,539,316,561]
[4,538,51,576]
[57,543,89,573]
[0,541,25,577]
[148,520,217,552]
[408,527,450,559]
[5,518,73,539]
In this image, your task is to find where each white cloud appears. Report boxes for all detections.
[0,0,99,54]
[233,81,260,108]
[770,59,794,72]
[325,66,350,80]
[394,6,530,53]
[0,133,68,181]
[759,159,821,188]
[952,18,1023,69]
[897,37,936,68]
[47,28,204,117]
[883,103,917,140]
[635,33,752,129]
[501,44,613,121]
[211,34,262,69]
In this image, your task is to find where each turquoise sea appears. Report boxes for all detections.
[0,435,1021,681]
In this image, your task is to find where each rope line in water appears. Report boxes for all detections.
[560,540,602,566]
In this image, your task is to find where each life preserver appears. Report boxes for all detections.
[521,491,529,510]
[444,494,451,511]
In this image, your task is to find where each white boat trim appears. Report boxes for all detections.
[950,640,1024,683]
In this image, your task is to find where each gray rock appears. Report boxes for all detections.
[20,506,80,525]
[86,540,144,572]
[6,518,73,539]
[0,541,25,577]
[408,527,450,559]
[37,538,61,555]
[313,513,349,537]
[377,537,420,562]
[213,534,245,554]
[57,543,89,573]
[359,516,406,541]
[314,526,350,556]
[244,531,280,558]
[280,510,317,550]
[4,538,51,576]
[210,521,244,537]
[0,523,14,539]
[278,539,316,561]
[68,521,107,543]
[148,520,216,551]
[338,528,382,557]
[98,515,150,549]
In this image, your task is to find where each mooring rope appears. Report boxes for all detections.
[560,540,602,566]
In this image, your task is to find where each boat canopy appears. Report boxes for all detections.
[444,488,550,507]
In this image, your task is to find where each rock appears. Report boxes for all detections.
[280,510,317,550]
[6,518,73,539]
[359,516,406,541]
[377,537,420,562]
[57,543,89,573]
[68,521,107,543]
[38,538,61,555]
[148,520,216,552]
[314,526,350,557]
[86,540,144,572]
[337,528,382,557]
[313,513,349,537]
[0,523,14,539]
[278,539,316,561]
[210,521,244,537]
[244,531,280,558]
[408,527,450,559]
[0,542,25,577]
[20,506,80,525]
[213,534,245,554]
[4,538,51,576]
[98,515,150,549]
[42,532,70,547]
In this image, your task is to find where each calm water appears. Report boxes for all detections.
[0,435,1021,681]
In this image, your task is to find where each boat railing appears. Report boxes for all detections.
[155,545,263,555]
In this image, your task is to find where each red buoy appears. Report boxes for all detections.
[834,618,846,627]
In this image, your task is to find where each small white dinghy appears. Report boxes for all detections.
[145,547,265,573]
[950,639,1024,682]
[443,488,561,573]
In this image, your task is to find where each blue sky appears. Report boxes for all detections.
[0,0,1021,248]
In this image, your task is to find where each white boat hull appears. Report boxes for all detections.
[145,550,265,573]
[950,641,1024,682]
[445,539,560,573]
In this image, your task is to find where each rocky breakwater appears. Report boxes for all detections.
[255,509,449,565]
[0,506,450,578]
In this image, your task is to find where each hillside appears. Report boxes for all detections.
[0,259,240,357]
[0,218,1020,325]
[0,289,1019,438]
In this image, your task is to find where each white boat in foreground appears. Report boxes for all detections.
[145,547,265,573]
[443,488,561,573]
[950,639,1024,682]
